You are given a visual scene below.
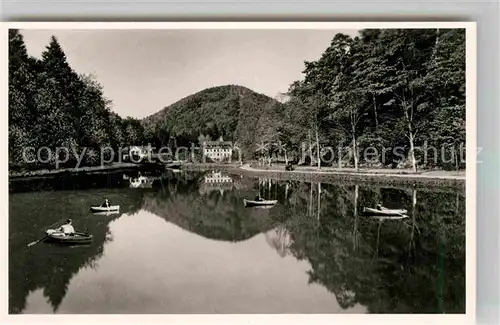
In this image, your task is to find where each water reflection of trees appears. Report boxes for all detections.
[264,225,291,258]
[153,172,465,313]
[142,173,283,242]
[10,170,465,314]
[9,188,145,314]
[276,180,466,313]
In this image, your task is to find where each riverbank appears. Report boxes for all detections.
[9,161,466,189]
[236,164,465,188]
[8,162,142,180]
[244,164,465,178]
[181,162,243,171]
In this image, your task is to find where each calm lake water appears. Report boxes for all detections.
[9,169,466,314]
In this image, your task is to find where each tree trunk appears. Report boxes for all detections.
[317,182,322,222]
[402,98,417,173]
[455,146,459,172]
[372,93,378,129]
[408,131,417,173]
[354,185,359,218]
[408,189,418,259]
[438,228,445,313]
[412,188,417,216]
[284,149,288,166]
[309,182,313,217]
[315,127,321,170]
[352,134,359,171]
[338,144,342,169]
[374,220,382,260]
[353,185,359,250]
[308,131,313,167]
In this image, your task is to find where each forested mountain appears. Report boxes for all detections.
[141,85,282,157]
[9,28,466,172]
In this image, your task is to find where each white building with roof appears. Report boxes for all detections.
[202,136,233,162]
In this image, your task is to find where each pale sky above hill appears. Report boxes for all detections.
[21,29,359,119]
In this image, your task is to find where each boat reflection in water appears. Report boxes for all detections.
[9,170,465,314]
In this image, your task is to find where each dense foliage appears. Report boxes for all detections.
[267,29,466,171]
[142,29,465,171]
[10,28,465,171]
[8,30,145,170]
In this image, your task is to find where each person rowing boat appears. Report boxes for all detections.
[57,219,75,236]
[101,198,110,208]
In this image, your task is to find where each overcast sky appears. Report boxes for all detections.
[21,29,359,119]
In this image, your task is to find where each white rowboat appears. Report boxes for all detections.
[243,199,278,207]
[90,205,120,212]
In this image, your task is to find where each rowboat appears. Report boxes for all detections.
[89,205,120,212]
[363,207,407,216]
[252,205,275,209]
[91,211,120,216]
[370,215,409,221]
[244,199,278,207]
[45,229,93,245]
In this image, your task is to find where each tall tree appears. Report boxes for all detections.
[374,29,438,172]
[8,29,37,164]
[426,29,466,170]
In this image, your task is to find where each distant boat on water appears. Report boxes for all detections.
[363,206,407,216]
[243,199,278,208]
[90,205,120,213]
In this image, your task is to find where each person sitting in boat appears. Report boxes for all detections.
[376,203,383,211]
[255,195,263,202]
[58,219,75,236]
[101,198,110,208]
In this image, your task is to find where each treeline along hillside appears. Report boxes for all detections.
[9,29,465,172]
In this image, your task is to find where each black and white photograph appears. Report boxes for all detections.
[5,22,475,319]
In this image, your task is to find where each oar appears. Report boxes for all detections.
[27,234,49,247]
[27,219,64,248]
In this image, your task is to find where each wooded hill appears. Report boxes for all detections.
[141,85,282,158]
[9,28,466,171]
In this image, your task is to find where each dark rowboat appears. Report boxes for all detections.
[244,199,278,207]
[45,229,93,245]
